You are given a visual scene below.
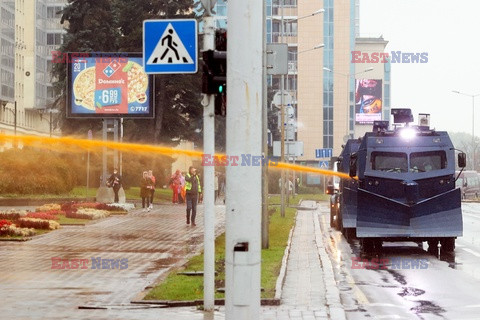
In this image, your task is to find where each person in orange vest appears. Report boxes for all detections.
[185,166,202,226]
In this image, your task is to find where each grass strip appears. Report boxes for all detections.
[144,204,297,301]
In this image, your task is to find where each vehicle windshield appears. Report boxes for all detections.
[371,152,408,172]
[410,151,447,172]
[371,151,447,173]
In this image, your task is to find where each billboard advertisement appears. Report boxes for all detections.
[355,79,382,124]
[66,53,154,118]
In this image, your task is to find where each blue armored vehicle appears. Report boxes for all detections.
[329,109,466,253]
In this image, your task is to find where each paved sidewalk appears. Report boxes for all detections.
[0,200,345,320]
[260,200,345,320]
[0,203,225,320]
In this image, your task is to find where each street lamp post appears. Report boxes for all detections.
[323,67,373,139]
[452,90,480,170]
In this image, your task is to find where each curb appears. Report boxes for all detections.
[312,205,347,320]
[274,209,297,301]
[131,298,280,307]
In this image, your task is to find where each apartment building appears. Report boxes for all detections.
[0,0,66,138]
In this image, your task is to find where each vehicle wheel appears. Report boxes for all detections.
[427,239,439,253]
[440,238,455,253]
[344,228,355,241]
[330,206,335,228]
[361,238,375,253]
[374,239,383,252]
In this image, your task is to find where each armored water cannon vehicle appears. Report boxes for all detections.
[330,108,467,253]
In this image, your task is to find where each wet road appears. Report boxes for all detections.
[320,202,480,320]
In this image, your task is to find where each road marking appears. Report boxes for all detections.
[462,247,480,258]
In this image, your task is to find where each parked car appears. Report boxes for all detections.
[456,170,480,199]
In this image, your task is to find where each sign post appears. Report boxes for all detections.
[86,129,92,200]
[143,19,198,74]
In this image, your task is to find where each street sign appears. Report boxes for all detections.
[319,160,329,169]
[143,19,198,74]
[315,148,333,158]
[272,91,292,107]
[266,43,288,75]
[273,141,304,157]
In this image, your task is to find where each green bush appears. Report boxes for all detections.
[0,146,174,195]
[0,147,82,194]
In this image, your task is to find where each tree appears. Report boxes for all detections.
[113,0,204,145]
[53,0,120,135]
[54,0,205,147]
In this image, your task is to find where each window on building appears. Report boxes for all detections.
[47,6,63,19]
[47,33,63,46]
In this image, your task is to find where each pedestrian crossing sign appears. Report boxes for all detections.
[143,19,198,74]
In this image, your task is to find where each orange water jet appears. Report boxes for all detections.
[0,133,352,180]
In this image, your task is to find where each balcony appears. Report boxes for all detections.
[271,32,297,44]
[272,6,298,17]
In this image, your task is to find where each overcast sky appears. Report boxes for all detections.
[360,0,480,135]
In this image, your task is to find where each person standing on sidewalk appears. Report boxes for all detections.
[140,171,153,212]
[178,171,186,204]
[107,168,122,203]
[185,166,202,226]
[148,170,156,209]
[169,170,182,204]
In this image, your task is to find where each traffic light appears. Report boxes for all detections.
[202,29,227,96]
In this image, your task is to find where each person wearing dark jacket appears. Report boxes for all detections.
[185,166,202,226]
[107,168,122,203]
[140,171,153,211]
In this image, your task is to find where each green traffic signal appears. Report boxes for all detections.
[218,85,224,94]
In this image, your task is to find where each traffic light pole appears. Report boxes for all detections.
[202,15,216,312]
[280,0,286,218]
[226,0,263,318]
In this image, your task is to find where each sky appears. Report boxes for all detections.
[360,0,480,135]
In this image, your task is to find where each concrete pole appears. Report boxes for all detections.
[102,119,107,186]
[261,0,269,249]
[226,0,263,318]
[280,0,286,217]
[473,95,476,171]
[202,15,216,312]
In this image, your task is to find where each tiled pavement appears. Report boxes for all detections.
[0,201,345,320]
[0,203,226,320]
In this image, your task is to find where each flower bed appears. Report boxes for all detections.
[26,212,59,221]
[66,208,111,220]
[17,218,60,230]
[72,202,127,213]
[36,203,62,212]
[0,224,36,237]
[0,210,27,220]
[0,219,12,228]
